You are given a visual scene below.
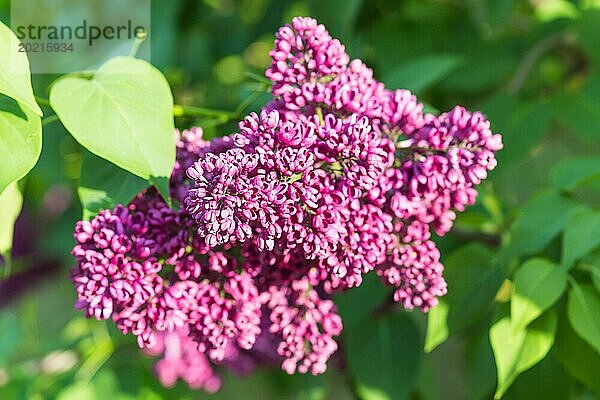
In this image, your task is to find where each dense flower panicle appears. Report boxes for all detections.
[377,240,447,312]
[71,16,502,392]
[266,17,349,111]
[388,106,503,235]
[263,279,342,375]
[145,327,222,392]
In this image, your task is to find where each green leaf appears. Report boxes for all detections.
[384,54,463,94]
[498,189,580,265]
[467,330,497,400]
[49,56,175,182]
[0,94,42,194]
[577,9,600,63]
[0,21,42,116]
[554,305,600,396]
[499,101,552,166]
[78,151,149,219]
[503,355,573,400]
[567,283,600,355]
[562,208,600,268]
[589,262,600,293]
[550,156,600,191]
[490,310,557,399]
[511,258,567,331]
[425,243,504,352]
[56,382,96,400]
[534,0,579,21]
[346,312,421,400]
[311,0,363,47]
[552,92,600,141]
[0,182,22,255]
[335,273,390,330]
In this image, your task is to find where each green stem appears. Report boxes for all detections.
[315,106,324,125]
[42,114,59,126]
[35,95,51,108]
[173,104,235,119]
[245,71,272,86]
[234,90,263,118]
[128,32,147,58]
[2,253,12,280]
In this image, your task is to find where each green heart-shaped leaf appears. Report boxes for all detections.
[0,21,42,116]
[0,95,42,194]
[50,56,175,182]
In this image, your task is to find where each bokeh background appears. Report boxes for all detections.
[1,0,599,399]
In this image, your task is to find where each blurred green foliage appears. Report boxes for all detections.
[1,0,600,399]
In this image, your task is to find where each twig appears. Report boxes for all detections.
[173,104,235,119]
[507,32,575,95]
[34,95,51,108]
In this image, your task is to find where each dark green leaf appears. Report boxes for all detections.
[490,309,557,398]
[498,189,580,265]
[425,243,504,352]
[552,92,600,141]
[335,273,390,330]
[588,262,600,293]
[562,208,600,268]
[347,312,421,400]
[78,151,149,219]
[499,101,552,166]
[384,54,463,94]
[567,283,600,355]
[503,355,573,400]
[311,0,363,47]
[467,330,497,400]
[554,305,600,396]
[550,156,600,191]
[577,9,600,63]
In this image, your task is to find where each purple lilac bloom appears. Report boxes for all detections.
[263,279,342,375]
[145,327,222,392]
[71,17,503,392]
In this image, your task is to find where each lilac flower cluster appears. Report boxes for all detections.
[71,17,501,391]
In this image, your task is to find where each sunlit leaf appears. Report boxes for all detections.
[0,94,42,194]
[0,21,42,116]
[0,182,22,255]
[50,56,175,185]
[554,305,600,396]
[511,258,567,330]
[490,310,557,398]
